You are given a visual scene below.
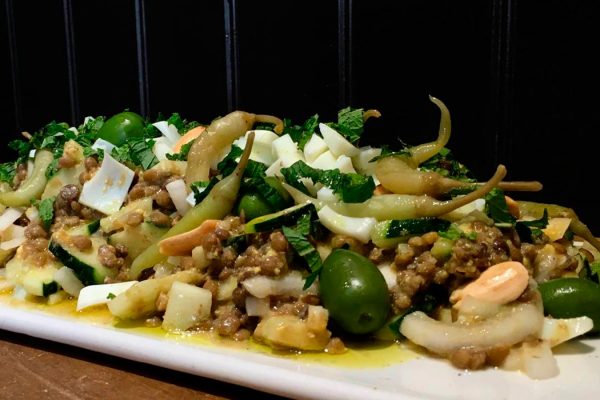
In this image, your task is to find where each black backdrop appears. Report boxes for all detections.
[2,0,599,230]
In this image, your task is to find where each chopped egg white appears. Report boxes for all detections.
[303,134,329,163]
[233,130,279,166]
[272,134,304,167]
[318,123,359,157]
[309,151,337,170]
[353,146,381,175]
[79,153,135,215]
[335,155,356,173]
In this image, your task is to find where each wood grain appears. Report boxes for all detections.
[0,330,285,400]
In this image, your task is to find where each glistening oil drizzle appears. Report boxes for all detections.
[0,289,417,368]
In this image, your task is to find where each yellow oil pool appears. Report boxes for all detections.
[0,287,418,369]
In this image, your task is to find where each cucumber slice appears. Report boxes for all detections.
[99,197,153,233]
[49,229,116,286]
[371,218,451,248]
[68,220,100,236]
[5,247,61,297]
[245,203,317,233]
[109,222,168,260]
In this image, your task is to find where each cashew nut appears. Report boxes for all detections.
[451,261,529,307]
[158,219,219,256]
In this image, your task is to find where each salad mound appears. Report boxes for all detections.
[0,98,598,379]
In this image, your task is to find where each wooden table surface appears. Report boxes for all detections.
[0,330,285,400]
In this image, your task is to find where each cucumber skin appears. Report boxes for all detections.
[48,241,100,286]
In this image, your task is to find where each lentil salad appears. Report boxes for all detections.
[0,98,598,379]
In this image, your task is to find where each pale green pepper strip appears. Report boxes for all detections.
[0,150,53,207]
[518,201,600,251]
[129,132,255,279]
[283,165,506,221]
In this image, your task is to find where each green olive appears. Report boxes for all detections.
[97,111,146,146]
[539,277,600,333]
[319,249,390,335]
[236,192,274,221]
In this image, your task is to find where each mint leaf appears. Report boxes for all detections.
[190,178,220,204]
[484,188,516,225]
[420,147,475,182]
[283,114,319,150]
[334,107,364,143]
[106,292,116,300]
[0,162,16,183]
[35,196,55,230]
[280,160,375,203]
[388,285,446,336]
[282,226,322,290]
[515,209,549,242]
[166,140,194,161]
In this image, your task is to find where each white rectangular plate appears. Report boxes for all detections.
[0,301,598,400]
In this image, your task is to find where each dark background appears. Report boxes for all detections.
[1,0,599,231]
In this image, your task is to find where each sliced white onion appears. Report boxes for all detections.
[25,207,40,224]
[1,224,25,241]
[153,136,175,161]
[77,281,138,311]
[0,208,24,232]
[152,121,181,146]
[165,179,191,215]
[378,263,397,290]
[91,138,116,154]
[0,236,25,250]
[54,267,84,297]
[539,316,594,347]
[317,206,376,243]
[242,270,310,299]
[185,191,197,208]
[400,303,544,356]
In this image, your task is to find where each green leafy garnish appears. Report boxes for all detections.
[166,140,194,161]
[515,209,549,242]
[282,226,322,290]
[166,112,201,134]
[0,162,16,183]
[112,136,158,170]
[388,285,447,336]
[281,160,375,203]
[420,148,475,182]
[106,292,116,300]
[384,218,451,239]
[484,188,516,225]
[328,107,365,144]
[190,178,220,204]
[438,223,477,241]
[283,114,319,150]
[35,196,56,230]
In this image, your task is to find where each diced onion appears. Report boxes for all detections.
[0,208,24,232]
[77,281,138,311]
[165,179,191,215]
[245,296,270,317]
[54,267,85,297]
